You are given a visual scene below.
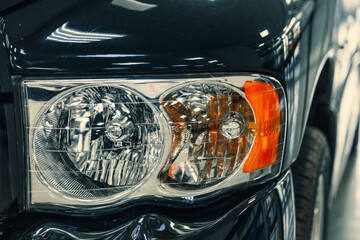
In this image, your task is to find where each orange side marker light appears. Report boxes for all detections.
[243,81,281,173]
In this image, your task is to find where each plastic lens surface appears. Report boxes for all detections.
[23,74,286,212]
[243,81,281,172]
[161,83,255,187]
[32,86,163,199]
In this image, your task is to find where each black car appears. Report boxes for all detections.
[0,0,359,239]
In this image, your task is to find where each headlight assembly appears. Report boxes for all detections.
[160,80,282,188]
[32,86,163,200]
[22,74,286,213]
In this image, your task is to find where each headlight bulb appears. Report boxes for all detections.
[220,112,247,139]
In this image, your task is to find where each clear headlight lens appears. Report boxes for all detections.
[160,81,283,188]
[31,86,163,200]
[160,83,255,187]
[23,74,286,212]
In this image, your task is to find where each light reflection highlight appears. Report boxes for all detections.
[77,54,145,58]
[111,0,157,12]
[184,57,205,61]
[113,62,150,66]
[47,23,126,43]
[260,29,269,38]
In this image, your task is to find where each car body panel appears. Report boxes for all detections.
[9,171,295,240]
[4,0,287,74]
[0,0,315,175]
[307,0,360,201]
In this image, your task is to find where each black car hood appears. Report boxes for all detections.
[1,0,299,74]
[0,0,26,13]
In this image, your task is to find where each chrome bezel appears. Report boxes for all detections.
[22,73,287,213]
[28,84,167,204]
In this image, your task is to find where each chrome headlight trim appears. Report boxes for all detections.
[22,73,287,213]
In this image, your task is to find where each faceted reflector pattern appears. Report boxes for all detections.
[161,83,255,187]
[33,86,162,199]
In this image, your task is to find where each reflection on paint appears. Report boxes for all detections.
[112,62,150,65]
[111,0,157,12]
[260,29,269,38]
[47,22,125,43]
[184,57,205,61]
[77,54,145,58]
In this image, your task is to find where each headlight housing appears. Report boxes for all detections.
[22,73,286,213]
[32,86,163,200]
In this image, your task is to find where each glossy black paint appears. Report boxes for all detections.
[22,193,281,240]
[0,0,314,173]
[0,0,25,14]
[3,0,287,74]
[13,171,292,240]
[0,19,24,221]
[0,0,313,236]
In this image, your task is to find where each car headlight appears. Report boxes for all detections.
[32,86,163,200]
[22,74,286,213]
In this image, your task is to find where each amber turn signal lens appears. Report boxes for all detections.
[243,81,281,173]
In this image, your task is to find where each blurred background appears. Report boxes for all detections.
[329,128,360,239]
[327,0,360,239]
